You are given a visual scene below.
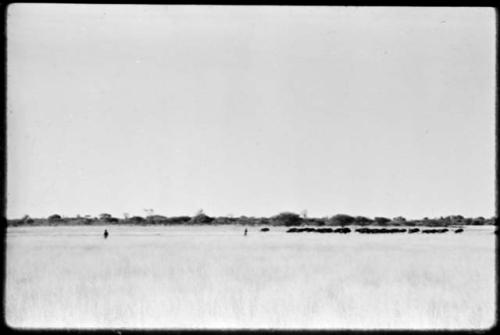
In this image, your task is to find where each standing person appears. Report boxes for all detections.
[244,228,248,236]
[104,229,109,239]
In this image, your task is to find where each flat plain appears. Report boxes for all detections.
[5,225,496,329]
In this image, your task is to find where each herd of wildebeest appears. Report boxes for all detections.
[258,227,466,234]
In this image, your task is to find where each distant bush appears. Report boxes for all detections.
[191,213,214,224]
[391,216,407,225]
[99,213,113,220]
[236,216,260,226]
[212,217,236,225]
[146,215,168,224]
[303,218,326,226]
[448,215,464,224]
[63,217,91,225]
[165,216,192,225]
[354,216,373,226]
[485,217,497,225]
[271,212,303,226]
[100,215,119,223]
[471,217,486,225]
[422,218,442,227]
[48,214,62,222]
[463,218,473,225]
[256,218,271,225]
[328,214,355,226]
[129,216,145,223]
[8,219,21,226]
[21,215,34,224]
[374,217,391,226]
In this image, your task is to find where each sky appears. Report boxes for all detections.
[6,5,496,220]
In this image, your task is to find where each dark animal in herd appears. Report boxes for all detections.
[103,229,109,239]
[421,228,449,234]
[356,228,407,234]
[286,227,351,233]
[316,228,334,233]
[333,228,351,234]
[286,227,462,234]
[260,228,270,232]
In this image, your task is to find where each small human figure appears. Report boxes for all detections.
[244,228,248,236]
[104,229,109,239]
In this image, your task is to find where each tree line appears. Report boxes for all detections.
[7,211,497,227]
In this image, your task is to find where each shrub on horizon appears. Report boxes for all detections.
[146,215,168,224]
[391,216,407,225]
[129,216,145,224]
[257,218,271,225]
[304,218,326,226]
[374,217,391,226]
[20,215,34,225]
[328,214,355,226]
[471,217,486,225]
[191,213,214,224]
[48,214,62,222]
[99,213,113,220]
[354,216,373,226]
[165,216,192,225]
[271,212,303,226]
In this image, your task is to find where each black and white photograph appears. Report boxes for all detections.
[4,4,497,330]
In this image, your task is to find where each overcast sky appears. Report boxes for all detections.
[6,5,496,219]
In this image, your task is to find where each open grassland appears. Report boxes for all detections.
[5,225,496,329]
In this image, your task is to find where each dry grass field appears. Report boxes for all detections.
[5,225,496,329]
